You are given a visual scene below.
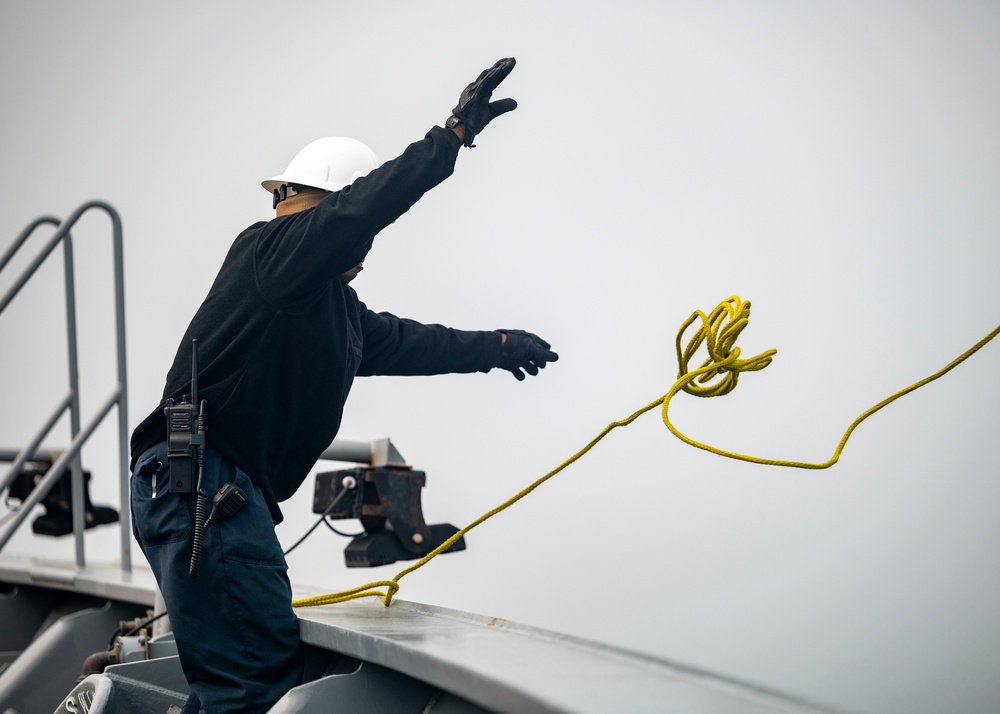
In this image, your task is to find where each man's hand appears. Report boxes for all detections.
[496,329,558,381]
[447,58,518,148]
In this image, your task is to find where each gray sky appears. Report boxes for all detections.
[2,2,999,712]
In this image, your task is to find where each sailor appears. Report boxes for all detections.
[128,58,557,714]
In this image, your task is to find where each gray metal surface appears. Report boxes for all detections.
[271,660,435,714]
[105,654,189,695]
[293,594,843,714]
[0,553,158,606]
[55,671,189,714]
[0,598,145,714]
[0,583,65,656]
[320,437,407,467]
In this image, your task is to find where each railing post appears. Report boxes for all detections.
[107,203,131,573]
[62,231,86,568]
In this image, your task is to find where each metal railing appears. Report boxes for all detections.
[0,201,130,571]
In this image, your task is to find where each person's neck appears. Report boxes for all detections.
[275,189,328,217]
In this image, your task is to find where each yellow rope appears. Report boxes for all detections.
[662,296,1000,469]
[292,295,999,610]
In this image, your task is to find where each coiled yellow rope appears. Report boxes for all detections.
[292,296,999,609]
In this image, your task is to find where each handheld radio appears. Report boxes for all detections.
[163,340,205,494]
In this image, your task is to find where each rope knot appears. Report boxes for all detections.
[383,581,400,606]
[675,296,777,398]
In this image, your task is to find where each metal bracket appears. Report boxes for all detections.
[313,466,465,568]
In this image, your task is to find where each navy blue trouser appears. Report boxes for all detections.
[131,441,303,714]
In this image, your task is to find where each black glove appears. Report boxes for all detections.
[446,57,518,148]
[496,329,558,381]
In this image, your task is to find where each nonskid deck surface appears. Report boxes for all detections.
[0,555,841,714]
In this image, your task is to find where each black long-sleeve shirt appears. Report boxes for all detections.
[130,126,501,522]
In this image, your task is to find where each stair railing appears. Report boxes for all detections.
[0,201,130,571]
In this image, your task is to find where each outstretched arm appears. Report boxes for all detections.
[356,305,557,380]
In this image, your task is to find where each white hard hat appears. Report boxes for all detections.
[261,137,380,195]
